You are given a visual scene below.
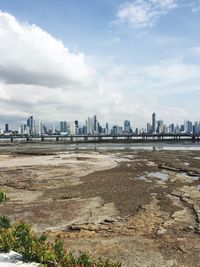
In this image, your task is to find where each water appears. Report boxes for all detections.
[78,143,200,151]
[148,172,170,181]
[0,142,200,152]
[182,173,199,181]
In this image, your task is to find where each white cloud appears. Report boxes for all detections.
[160,107,189,122]
[190,1,200,12]
[116,0,177,28]
[0,11,199,129]
[191,46,200,56]
[144,59,200,85]
[0,11,93,87]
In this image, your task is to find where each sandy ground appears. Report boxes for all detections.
[0,146,200,266]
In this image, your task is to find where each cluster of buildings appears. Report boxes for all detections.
[0,113,200,136]
[146,113,200,135]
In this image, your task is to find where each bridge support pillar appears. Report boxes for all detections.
[192,136,196,143]
[127,136,132,142]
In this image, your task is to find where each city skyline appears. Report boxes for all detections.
[1,112,200,136]
[0,1,200,126]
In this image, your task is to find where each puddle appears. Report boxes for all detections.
[148,172,169,181]
[182,173,199,181]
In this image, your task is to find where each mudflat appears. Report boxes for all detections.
[0,144,200,267]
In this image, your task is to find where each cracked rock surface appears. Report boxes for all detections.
[0,144,200,266]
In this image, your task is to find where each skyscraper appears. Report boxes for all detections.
[5,123,9,132]
[152,113,156,133]
[157,120,164,133]
[86,117,92,135]
[124,120,131,133]
[106,123,109,134]
[147,123,152,134]
[27,116,33,134]
[60,121,67,133]
[93,115,97,132]
[184,120,193,133]
[74,120,79,135]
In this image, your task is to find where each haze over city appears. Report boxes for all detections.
[0,0,200,128]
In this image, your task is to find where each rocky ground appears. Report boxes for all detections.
[0,144,199,266]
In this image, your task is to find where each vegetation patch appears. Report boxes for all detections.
[0,190,121,266]
[0,191,7,204]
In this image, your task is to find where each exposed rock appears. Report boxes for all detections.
[156,226,167,235]
[0,147,200,266]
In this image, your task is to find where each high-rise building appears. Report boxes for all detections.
[5,123,9,132]
[82,125,87,135]
[157,120,164,133]
[169,123,175,134]
[93,115,97,133]
[184,120,193,133]
[146,123,152,134]
[27,116,34,134]
[34,119,43,135]
[86,117,93,135]
[124,120,131,133]
[60,121,67,133]
[106,123,109,134]
[112,125,123,135]
[20,124,28,135]
[194,121,200,134]
[68,122,75,135]
[74,120,79,135]
[152,113,156,133]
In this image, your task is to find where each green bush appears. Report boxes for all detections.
[0,221,121,266]
[0,227,13,253]
[0,215,11,228]
[0,190,121,266]
[0,191,7,204]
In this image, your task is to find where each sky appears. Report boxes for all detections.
[0,0,200,129]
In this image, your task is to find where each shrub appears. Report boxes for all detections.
[0,191,7,204]
[0,190,121,266]
[0,221,121,266]
[0,215,11,228]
